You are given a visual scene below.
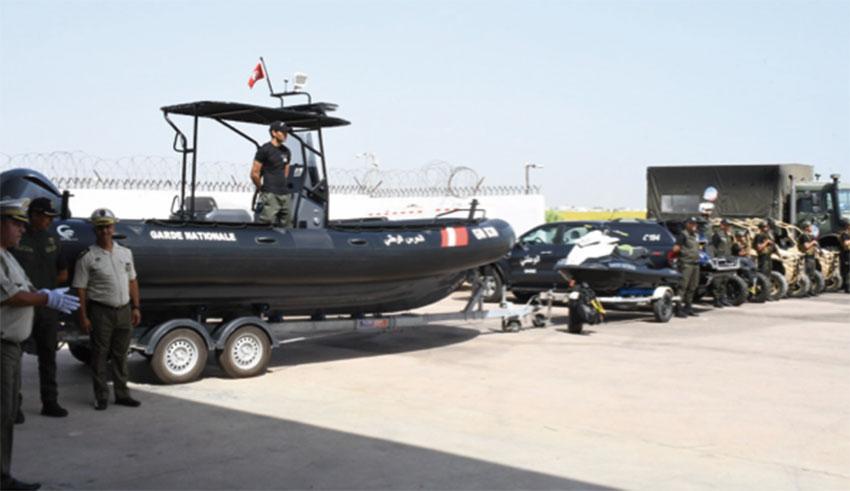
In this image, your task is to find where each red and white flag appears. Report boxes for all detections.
[248,62,264,89]
[441,226,469,248]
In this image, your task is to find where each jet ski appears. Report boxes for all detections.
[0,91,515,324]
[555,229,681,296]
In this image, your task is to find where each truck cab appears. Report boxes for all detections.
[793,174,849,241]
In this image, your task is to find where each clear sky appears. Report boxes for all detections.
[1,0,848,208]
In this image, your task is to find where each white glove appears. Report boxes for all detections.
[40,287,81,314]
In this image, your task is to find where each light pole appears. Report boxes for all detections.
[524,162,543,194]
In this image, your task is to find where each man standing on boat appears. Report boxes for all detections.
[251,121,293,226]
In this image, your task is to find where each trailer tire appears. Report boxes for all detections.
[68,342,91,365]
[151,328,208,384]
[217,325,271,379]
[788,275,811,298]
[768,272,787,300]
[652,291,674,323]
[724,275,748,306]
[481,267,503,303]
[748,273,770,303]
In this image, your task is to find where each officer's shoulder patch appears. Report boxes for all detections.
[77,248,91,259]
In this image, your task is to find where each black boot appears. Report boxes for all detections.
[675,304,688,318]
[686,304,699,317]
[41,401,69,418]
[712,299,724,308]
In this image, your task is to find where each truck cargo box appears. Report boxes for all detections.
[646,164,814,220]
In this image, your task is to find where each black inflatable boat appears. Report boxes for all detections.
[0,89,515,323]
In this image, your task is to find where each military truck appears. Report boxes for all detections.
[646,164,849,248]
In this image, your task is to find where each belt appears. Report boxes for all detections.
[89,301,130,311]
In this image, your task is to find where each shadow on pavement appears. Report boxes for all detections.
[14,383,616,490]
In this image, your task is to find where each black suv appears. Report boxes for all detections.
[480,219,676,302]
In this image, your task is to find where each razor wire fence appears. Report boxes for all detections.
[0,151,538,197]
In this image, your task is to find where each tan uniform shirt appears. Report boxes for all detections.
[72,244,137,308]
[0,249,35,342]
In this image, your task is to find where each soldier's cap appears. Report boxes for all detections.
[720,218,730,226]
[757,220,768,228]
[0,198,30,224]
[90,208,118,226]
[28,197,59,216]
[269,121,290,134]
[685,216,698,224]
[734,230,746,237]
[799,220,812,228]
[840,218,850,228]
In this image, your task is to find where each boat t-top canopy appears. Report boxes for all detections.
[161,101,350,129]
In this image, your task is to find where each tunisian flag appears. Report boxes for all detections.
[248,62,264,89]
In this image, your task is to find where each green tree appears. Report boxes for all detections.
[545,209,561,223]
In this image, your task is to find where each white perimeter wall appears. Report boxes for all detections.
[66,189,546,237]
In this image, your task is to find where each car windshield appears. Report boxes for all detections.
[562,225,592,244]
[839,189,850,218]
[521,226,559,245]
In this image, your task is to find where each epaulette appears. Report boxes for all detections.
[77,248,91,259]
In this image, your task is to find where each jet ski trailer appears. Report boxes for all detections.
[0,86,538,383]
[530,230,681,333]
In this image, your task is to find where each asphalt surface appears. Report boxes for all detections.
[10,292,850,490]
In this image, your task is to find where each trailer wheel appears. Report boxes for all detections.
[501,318,522,333]
[217,326,271,378]
[481,267,503,303]
[768,272,787,300]
[531,313,548,328]
[68,342,91,365]
[652,292,674,323]
[724,275,748,306]
[748,273,770,303]
[151,328,208,384]
[788,275,811,298]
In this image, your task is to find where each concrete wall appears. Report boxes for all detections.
[66,189,546,237]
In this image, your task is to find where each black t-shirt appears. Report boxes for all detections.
[254,142,291,194]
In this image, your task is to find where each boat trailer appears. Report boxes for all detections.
[60,279,539,385]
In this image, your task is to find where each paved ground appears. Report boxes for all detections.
[10,292,850,490]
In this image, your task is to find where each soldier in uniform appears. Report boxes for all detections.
[72,208,142,410]
[839,218,850,293]
[709,218,734,307]
[2,199,79,491]
[752,221,775,278]
[672,216,701,318]
[10,198,70,418]
[731,229,750,257]
[797,221,819,296]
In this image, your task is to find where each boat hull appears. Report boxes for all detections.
[55,217,514,320]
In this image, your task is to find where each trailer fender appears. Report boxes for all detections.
[212,317,277,350]
[140,319,214,356]
[652,286,673,300]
